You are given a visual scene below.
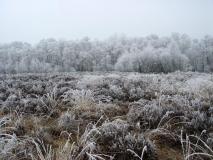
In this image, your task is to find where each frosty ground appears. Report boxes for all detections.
[0,72,213,160]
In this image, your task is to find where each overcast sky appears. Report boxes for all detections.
[0,0,212,43]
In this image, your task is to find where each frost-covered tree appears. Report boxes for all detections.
[0,34,212,74]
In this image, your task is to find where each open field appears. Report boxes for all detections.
[0,72,213,160]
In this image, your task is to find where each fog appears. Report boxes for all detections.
[0,0,212,43]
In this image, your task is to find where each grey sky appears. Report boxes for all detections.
[0,0,212,43]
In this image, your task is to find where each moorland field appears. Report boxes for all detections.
[0,72,213,160]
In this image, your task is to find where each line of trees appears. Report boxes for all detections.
[0,33,213,74]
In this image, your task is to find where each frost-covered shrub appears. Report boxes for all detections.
[63,89,94,106]
[108,84,126,100]
[0,116,30,160]
[127,95,194,130]
[128,87,145,101]
[7,94,19,101]
[93,94,113,103]
[0,93,7,101]
[127,99,164,129]
[180,76,213,97]
[0,134,19,159]
[77,75,106,89]
[18,98,43,114]
[29,84,46,95]
[57,111,80,132]
[123,76,147,101]
[84,119,156,159]
[2,101,20,112]
[58,111,76,128]
[189,111,213,132]
[159,95,192,110]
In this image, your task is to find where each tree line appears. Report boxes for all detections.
[0,33,213,74]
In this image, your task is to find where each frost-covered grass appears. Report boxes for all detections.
[0,71,213,160]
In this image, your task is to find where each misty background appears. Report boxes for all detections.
[0,0,213,43]
[0,0,213,74]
